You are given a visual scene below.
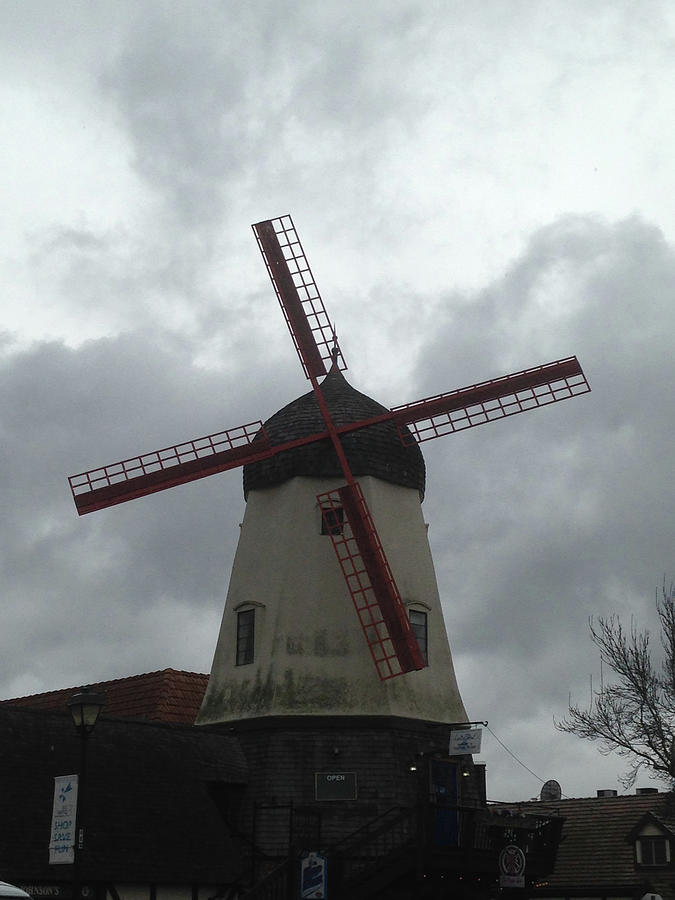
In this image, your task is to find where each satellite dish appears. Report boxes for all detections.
[540,779,562,801]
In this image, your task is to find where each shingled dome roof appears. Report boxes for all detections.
[243,367,426,499]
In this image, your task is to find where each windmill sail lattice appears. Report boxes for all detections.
[253,216,347,379]
[393,356,588,443]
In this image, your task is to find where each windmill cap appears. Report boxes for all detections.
[243,368,426,499]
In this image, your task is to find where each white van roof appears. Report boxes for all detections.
[0,884,32,899]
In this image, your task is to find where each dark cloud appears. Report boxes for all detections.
[101,9,250,225]
[0,328,299,696]
[407,215,674,795]
[95,2,449,237]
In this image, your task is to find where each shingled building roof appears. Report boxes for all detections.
[0,669,208,724]
[510,792,675,898]
[243,366,426,499]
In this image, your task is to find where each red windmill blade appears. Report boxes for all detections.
[68,215,591,681]
[391,356,589,443]
[252,216,346,379]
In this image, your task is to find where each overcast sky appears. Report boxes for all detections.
[1,0,673,802]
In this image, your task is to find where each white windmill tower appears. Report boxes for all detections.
[196,360,468,724]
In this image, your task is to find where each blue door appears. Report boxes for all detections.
[431,760,459,846]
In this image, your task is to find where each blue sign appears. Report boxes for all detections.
[300,851,327,899]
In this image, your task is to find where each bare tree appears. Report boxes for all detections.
[557,578,675,787]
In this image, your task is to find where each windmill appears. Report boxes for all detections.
[69,215,590,690]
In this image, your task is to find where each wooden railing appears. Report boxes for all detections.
[240,857,292,900]
[241,802,563,899]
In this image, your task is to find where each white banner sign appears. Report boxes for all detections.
[49,775,78,865]
[448,728,482,754]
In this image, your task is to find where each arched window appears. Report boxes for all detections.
[409,609,428,664]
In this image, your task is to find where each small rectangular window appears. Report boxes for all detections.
[236,609,255,666]
[321,506,344,535]
[409,609,428,663]
[638,836,669,866]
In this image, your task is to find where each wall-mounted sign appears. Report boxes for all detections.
[499,844,526,888]
[314,772,357,800]
[300,851,327,899]
[49,775,78,865]
[448,728,482,755]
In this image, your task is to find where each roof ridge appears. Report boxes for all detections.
[513,792,674,806]
[0,669,208,705]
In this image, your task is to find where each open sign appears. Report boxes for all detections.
[314,772,357,800]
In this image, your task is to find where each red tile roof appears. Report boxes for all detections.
[0,669,208,724]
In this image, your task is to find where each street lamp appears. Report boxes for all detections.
[67,692,105,736]
[67,691,105,900]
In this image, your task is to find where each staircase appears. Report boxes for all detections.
[240,857,292,900]
[330,805,418,895]
[241,806,418,900]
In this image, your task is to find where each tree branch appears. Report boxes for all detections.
[556,579,675,787]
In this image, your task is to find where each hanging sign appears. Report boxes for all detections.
[499,844,526,888]
[300,851,327,899]
[448,728,482,755]
[49,775,78,865]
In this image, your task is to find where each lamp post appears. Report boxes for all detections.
[66,691,105,900]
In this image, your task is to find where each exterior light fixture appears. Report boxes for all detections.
[66,691,106,736]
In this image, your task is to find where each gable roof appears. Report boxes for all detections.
[509,793,675,896]
[0,669,208,724]
[627,808,675,841]
[0,705,248,885]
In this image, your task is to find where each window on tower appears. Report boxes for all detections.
[320,505,344,536]
[236,608,255,665]
[409,609,428,663]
